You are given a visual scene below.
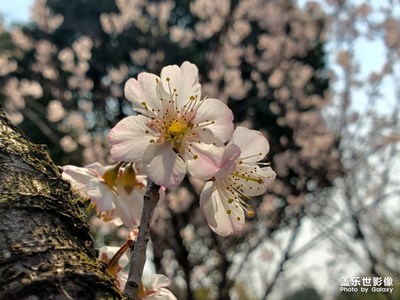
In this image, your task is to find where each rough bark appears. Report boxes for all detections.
[0,111,122,300]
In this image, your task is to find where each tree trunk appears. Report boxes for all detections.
[0,111,122,299]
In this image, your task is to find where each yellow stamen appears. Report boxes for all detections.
[164,118,193,151]
[232,172,264,184]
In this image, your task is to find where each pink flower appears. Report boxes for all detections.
[108,61,234,188]
[200,127,276,236]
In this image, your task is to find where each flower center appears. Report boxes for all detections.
[167,119,187,138]
[164,118,193,151]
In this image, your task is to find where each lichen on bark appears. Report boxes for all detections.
[0,111,122,299]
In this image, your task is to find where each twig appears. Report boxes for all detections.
[262,210,304,300]
[22,107,60,144]
[108,239,135,276]
[170,210,194,300]
[289,189,400,261]
[124,180,160,300]
[230,205,287,283]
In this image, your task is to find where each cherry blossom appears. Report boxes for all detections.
[108,61,234,188]
[62,162,145,228]
[62,162,118,212]
[200,127,276,236]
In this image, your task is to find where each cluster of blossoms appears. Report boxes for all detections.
[62,164,175,297]
[107,61,276,236]
[62,61,275,295]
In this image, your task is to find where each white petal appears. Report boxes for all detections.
[117,271,128,291]
[62,165,97,188]
[87,180,115,211]
[215,144,241,180]
[160,64,180,95]
[108,115,157,162]
[193,127,224,146]
[145,289,177,300]
[219,187,246,234]
[200,182,244,236]
[113,189,144,229]
[233,165,276,196]
[177,61,201,108]
[161,288,178,300]
[85,162,107,176]
[199,181,219,229]
[98,245,118,259]
[98,246,129,268]
[151,274,170,289]
[160,62,201,108]
[138,72,163,113]
[185,141,225,181]
[259,166,276,189]
[124,78,146,114]
[231,126,270,162]
[143,144,186,188]
[124,74,161,115]
[193,98,234,142]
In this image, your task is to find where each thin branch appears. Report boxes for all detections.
[341,46,400,277]
[289,189,400,261]
[262,210,304,300]
[124,181,160,300]
[170,210,194,300]
[230,203,288,281]
[343,177,380,275]
[22,107,60,144]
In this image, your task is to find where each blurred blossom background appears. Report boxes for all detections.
[0,0,399,299]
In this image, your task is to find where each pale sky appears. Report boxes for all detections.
[0,0,32,26]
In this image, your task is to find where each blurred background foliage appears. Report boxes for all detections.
[1,0,399,299]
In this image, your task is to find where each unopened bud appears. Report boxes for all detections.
[116,163,138,195]
[102,162,123,188]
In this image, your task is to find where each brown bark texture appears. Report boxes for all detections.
[0,111,122,300]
